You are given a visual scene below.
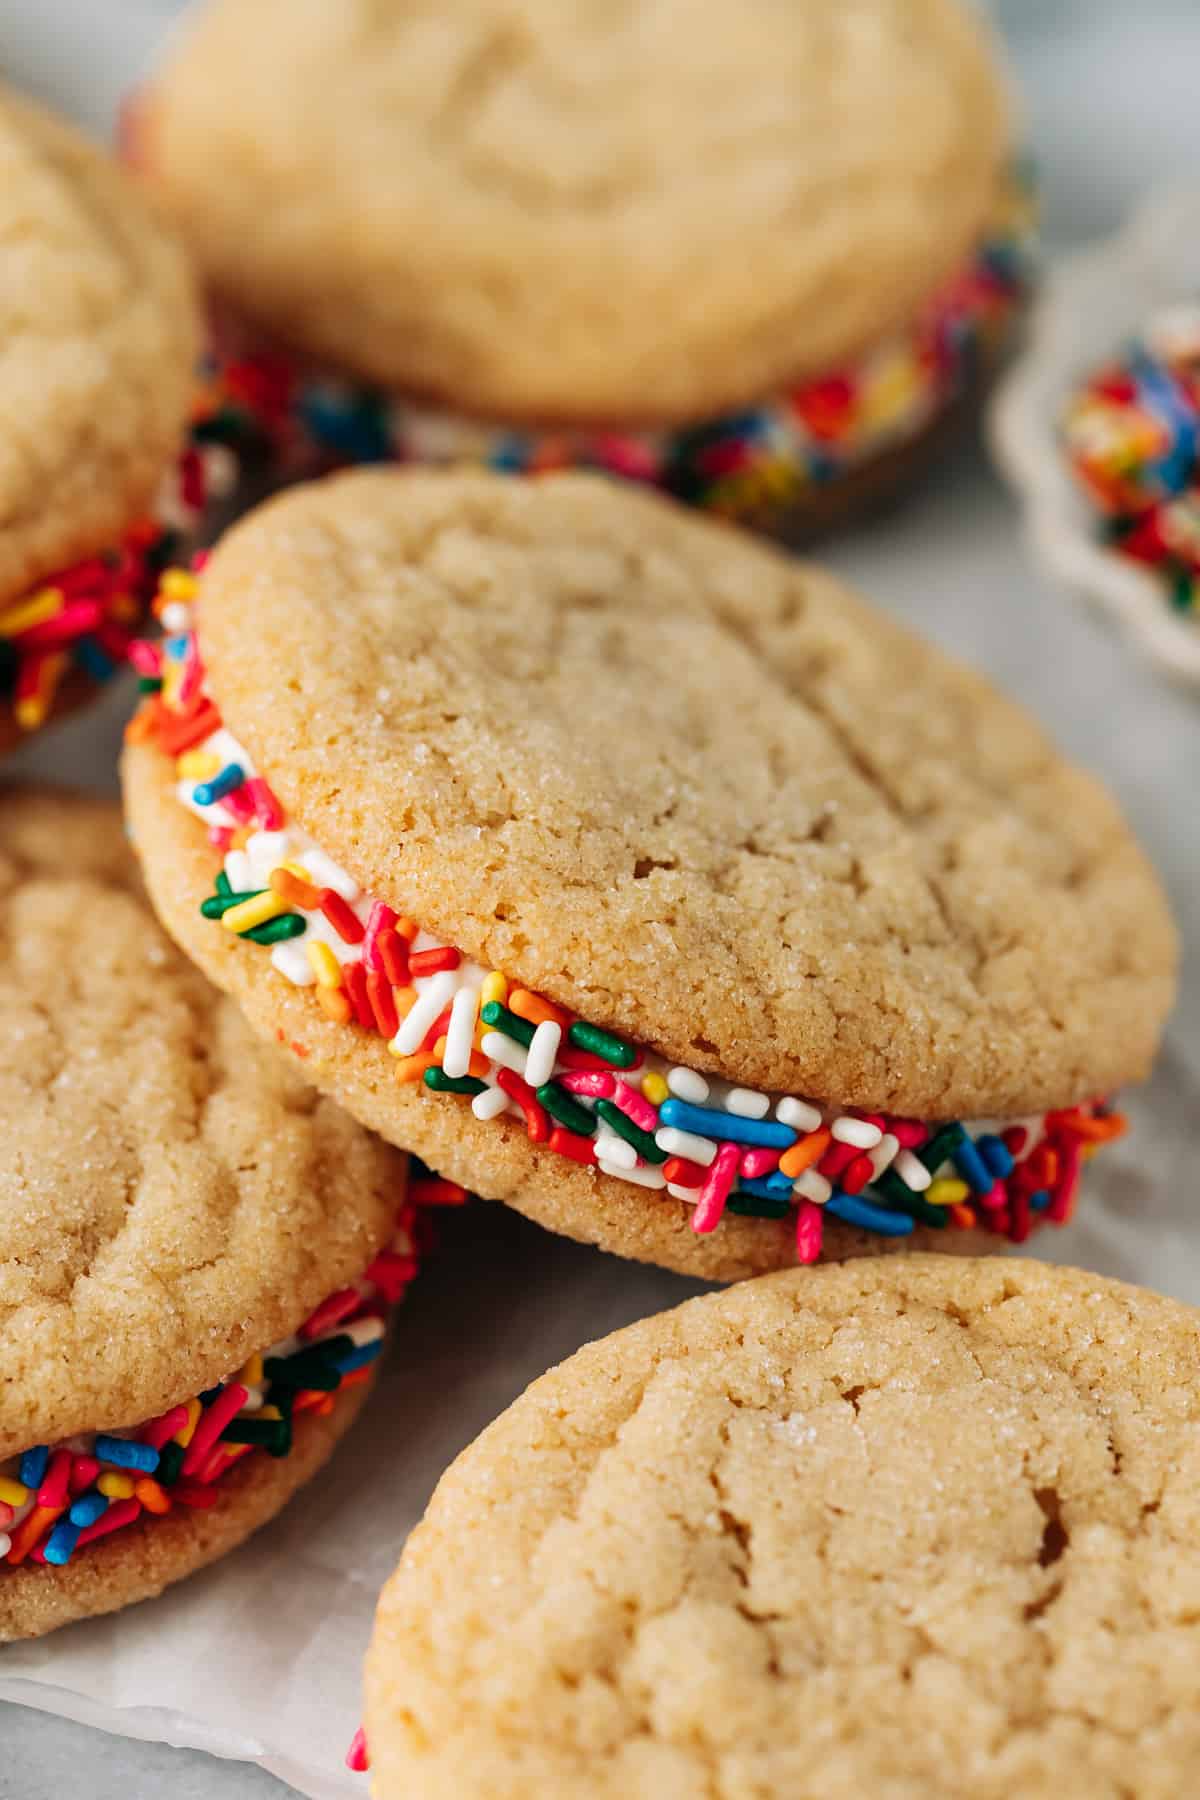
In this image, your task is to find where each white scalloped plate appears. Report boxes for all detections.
[990,189,1200,685]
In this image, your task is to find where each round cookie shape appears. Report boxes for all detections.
[366,1256,1200,1798]
[0,88,198,607]
[0,786,405,1460]
[185,470,1174,1120]
[145,0,1009,424]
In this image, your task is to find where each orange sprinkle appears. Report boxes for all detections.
[950,1204,978,1230]
[394,917,420,943]
[6,1503,65,1564]
[508,988,571,1029]
[316,985,352,1025]
[431,1036,489,1080]
[392,985,418,1018]
[779,1128,831,1180]
[134,1478,172,1516]
[394,1052,435,1084]
[124,702,161,744]
[271,866,322,910]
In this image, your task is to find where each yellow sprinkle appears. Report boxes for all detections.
[160,661,182,709]
[641,1071,669,1106]
[177,750,220,781]
[306,940,343,987]
[926,1177,970,1207]
[257,1405,282,1422]
[281,860,312,882]
[480,971,508,1007]
[0,1477,29,1507]
[0,587,62,637]
[174,1396,202,1448]
[160,568,199,600]
[239,1352,264,1388]
[14,694,50,731]
[222,890,289,934]
[98,1472,135,1500]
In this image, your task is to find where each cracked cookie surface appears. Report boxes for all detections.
[0,87,197,604]
[367,1255,1200,1799]
[177,469,1174,1120]
[0,786,404,1458]
[145,0,1008,422]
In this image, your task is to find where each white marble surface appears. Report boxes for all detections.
[2,2,1199,1793]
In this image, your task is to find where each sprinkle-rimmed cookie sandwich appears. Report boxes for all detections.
[364,1256,1200,1798]
[0,87,239,751]
[0,787,418,1641]
[136,0,1032,537]
[121,471,1176,1282]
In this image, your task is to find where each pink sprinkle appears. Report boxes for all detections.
[37,1450,72,1509]
[182,1382,249,1477]
[128,639,162,677]
[15,599,104,648]
[300,1287,362,1340]
[977,1181,1007,1212]
[558,1070,616,1098]
[0,1502,12,1530]
[141,1403,190,1450]
[888,1120,928,1149]
[208,825,234,853]
[795,1201,824,1264]
[362,901,399,973]
[70,1455,100,1496]
[246,776,283,830]
[691,1142,739,1234]
[75,1497,141,1548]
[740,1148,780,1179]
[177,644,205,707]
[611,1080,659,1133]
[346,1727,369,1773]
[223,783,256,824]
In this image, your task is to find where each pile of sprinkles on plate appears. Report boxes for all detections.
[1063,303,1200,623]
[199,174,1035,530]
[127,575,1127,1268]
[0,1193,425,1573]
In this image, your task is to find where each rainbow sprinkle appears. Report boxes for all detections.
[0,1192,428,1574]
[1064,304,1200,620]
[204,172,1035,529]
[132,594,1124,1267]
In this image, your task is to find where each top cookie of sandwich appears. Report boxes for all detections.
[0,787,405,1461]
[182,469,1173,1119]
[145,0,1010,423]
[0,88,197,605]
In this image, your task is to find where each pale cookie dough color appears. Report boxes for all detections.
[121,471,1177,1281]
[140,0,1026,534]
[0,88,225,748]
[366,1257,1200,1799]
[0,787,417,1639]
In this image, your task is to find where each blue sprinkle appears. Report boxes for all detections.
[977,1133,1015,1180]
[1031,1190,1051,1213]
[165,634,191,659]
[825,1192,915,1237]
[199,1385,225,1405]
[952,1137,995,1195]
[68,1492,108,1528]
[19,1446,48,1489]
[737,1173,795,1202]
[193,763,245,807]
[657,1098,797,1150]
[332,1339,385,1376]
[43,1519,82,1565]
[94,1435,159,1474]
[73,637,116,682]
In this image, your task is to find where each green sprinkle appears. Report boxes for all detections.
[243,912,307,945]
[727,1192,791,1219]
[200,887,264,919]
[537,1083,596,1136]
[221,1417,291,1454]
[423,1067,487,1097]
[1171,568,1194,612]
[479,1001,535,1047]
[568,1021,636,1067]
[215,868,232,897]
[917,1123,967,1175]
[264,1336,352,1391]
[593,1098,666,1163]
[156,1441,184,1487]
[137,676,163,694]
[875,1181,948,1229]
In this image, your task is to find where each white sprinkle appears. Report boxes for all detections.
[794,1169,832,1205]
[655,1126,718,1167]
[0,1532,10,1559]
[594,1130,638,1171]
[442,986,480,1079]
[345,1316,386,1347]
[831,1117,883,1150]
[776,1096,822,1133]
[390,972,458,1056]
[523,1020,562,1090]
[244,830,290,886]
[666,1067,709,1104]
[894,1149,933,1192]
[867,1133,900,1180]
[300,847,360,902]
[667,1182,699,1202]
[240,1386,265,1412]
[271,939,315,986]
[480,1031,530,1076]
[725,1088,770,1119]
[225,850,252,893]
[600,1160,666,1189]
[472,1085,510,1122]
[160,601,191,634]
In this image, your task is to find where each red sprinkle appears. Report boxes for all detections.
[344,962,375,1031]
[376,928,409,986]
[662,1155,706,1188]
[37,1450,72,1510]
[409,946,461,978]
[548,1126,598,1165]
[818,1140,859,1181]
[363,903,399,972]
[320,889,366,944]
[367,969,399,1037]
[496,1068,550,1143]
[840,1153,873,1195]
[346,1728,370,1774]
[409,1176,468,1208]
[421,1008,454,1052]
[692,1142,739,1234]
[246,776,284,830]
[301,1287,362,1340]
[795,1200,824,1264]
[76,1497,142,1544]
[172,1482,220,1510]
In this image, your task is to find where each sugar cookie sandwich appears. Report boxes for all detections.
[0,788,418,1640]
[135,0,1032,537]
[365,1256,1200,1798]
[0,87,236,751]
[122,470,1176,1283]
